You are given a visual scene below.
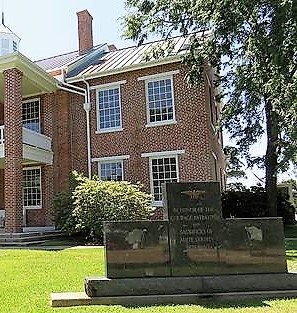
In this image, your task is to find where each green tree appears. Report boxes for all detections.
[123,0,297,215]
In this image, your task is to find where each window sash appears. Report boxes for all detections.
[150,156,179,203]
[97,87,122,131]
[146,77,175,125]
[22,167,42,208]
[99,161,123,181]
[22,99,40,133]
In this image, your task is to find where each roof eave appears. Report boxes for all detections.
[66,55,182,83]
[0,52,57,92]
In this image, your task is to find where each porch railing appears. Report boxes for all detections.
[0,125,52,151]
[0,125,4,145]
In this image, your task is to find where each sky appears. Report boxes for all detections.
[2,0,295,186]
[2,0,134,61]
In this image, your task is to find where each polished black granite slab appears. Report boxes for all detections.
[223,218,288,274]
[104,182,287,278]
[104,221,171,278]
[164,182,224,276]
[163,182,222,221]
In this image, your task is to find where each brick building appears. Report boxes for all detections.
[0,10,225,233]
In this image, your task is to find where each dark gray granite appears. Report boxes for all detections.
[223,218,288,274]
[85,272,297,297]
[163,182,222,221]
[164,182,223,276]
[103,182,287,278]
[104,221,171,278]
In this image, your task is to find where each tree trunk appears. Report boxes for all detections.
[265,98,278,217]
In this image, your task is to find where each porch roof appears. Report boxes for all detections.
[0,52,57,101]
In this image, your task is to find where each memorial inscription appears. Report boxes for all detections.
[104,182,287,278]
[164,182,224,276]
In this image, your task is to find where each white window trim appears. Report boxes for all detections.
[138,70,180,81]
[144,74,177,127]
[212,151,218,181]
[92,155,130,162]
[90,80,127,90]
[95,83,124,133]
[92,155,130,181]
[23,166,42,210]
[22,98,41,133]
[141,150,185,158]
[142,150,184,207]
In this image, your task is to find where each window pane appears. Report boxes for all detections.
[100,162,123,181]
[98,88,121,130]
[23,168,41,207]
[147,78,174,124]
[151,156,178,202]
[22,100,40,132]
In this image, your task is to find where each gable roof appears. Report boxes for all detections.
[35,50,81,72]
[35,44,108,73]
[66,35,194,82]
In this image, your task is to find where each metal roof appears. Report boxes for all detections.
[66,35,196,81]
[35,50,81,72]
[35,44,109,73]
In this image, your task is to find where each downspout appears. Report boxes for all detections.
[56,76,92,179]
[81,77,92,180]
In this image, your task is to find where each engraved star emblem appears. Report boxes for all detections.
[181,190,206,200]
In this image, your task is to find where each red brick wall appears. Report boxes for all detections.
[204,68,226,189]
[69,93,88,175]
[22,93,56,227]
[0,169,3,209]
[69,62,225,195]
[52,90,73,193]
[3,68,23,232]
[77,10,93,54]
[0,62,225,230]
[51,90,87,194]
[42,93,55,225]
[26,209,43,227]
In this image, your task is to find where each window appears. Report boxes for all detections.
[97,86,122,132]
[23,167,42,208]
[13,41,17,52]
[100,161,123,181]
[151,156,178,203]
[22,99,40,133]
[1,39,9,55]
[146,77,175,125]
[93,155,129,181]
[142,150,184,205]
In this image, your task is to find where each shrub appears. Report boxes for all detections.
[53,171,84,235]
[53,190,76,233]
[222,186,296,225]
[55,172,154,243]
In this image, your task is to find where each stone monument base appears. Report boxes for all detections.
[50,272,297,307]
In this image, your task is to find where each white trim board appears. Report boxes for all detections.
[141,150,185,158]
[92,155,130,162]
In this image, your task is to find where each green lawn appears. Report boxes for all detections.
[1,243,297,313]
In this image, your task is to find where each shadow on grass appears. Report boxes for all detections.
[123,298,271,309]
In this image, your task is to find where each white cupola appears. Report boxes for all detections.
[0,12,20,56]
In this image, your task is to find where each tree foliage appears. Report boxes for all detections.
[123,0,297,215]
[222,185,296,225]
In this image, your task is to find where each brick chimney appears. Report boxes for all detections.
[77,10,93,54]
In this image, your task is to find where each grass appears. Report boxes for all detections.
[0,240,297,313]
